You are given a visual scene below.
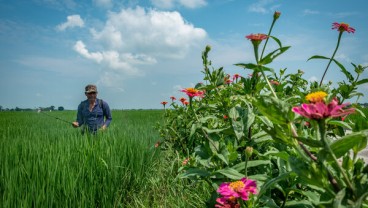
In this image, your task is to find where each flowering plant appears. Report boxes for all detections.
[158,11,368,207]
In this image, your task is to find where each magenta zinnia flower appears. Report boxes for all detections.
[217,178,257,201]
[181,88,204,98]
[292,97,355,120]
[332,22,355,33]
[215,197,240,208]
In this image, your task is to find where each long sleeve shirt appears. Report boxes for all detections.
[76,98,112,132]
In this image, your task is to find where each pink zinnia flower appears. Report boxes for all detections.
[232,74,241,81]
[332,22,355,33]
[181,88,204,98]
[215,197,240,208]
[245,33,268,41]
[217,178,257,201]
[292,98,355,120]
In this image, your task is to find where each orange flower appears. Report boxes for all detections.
[332,22,355,33]
[181,88,204,98]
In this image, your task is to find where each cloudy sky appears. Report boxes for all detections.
[0,0,367,110]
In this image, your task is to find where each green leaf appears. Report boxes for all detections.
[215,168,245,180]
[231,160,271,172]
[330,130,368,158]
[178,168,211,179]
[327,120,352,130]
[307,55,329,61]
[257,172,292,198]
[234,63,258,70]
[332,59,354,82]
[284,200,314,208]
[253,96,294,125]
[269,36,282,48]
[229,105,254,141]
[333,188,346,208]
[260,46,290,65]
[295,136,323,148]
[356,78,368,86]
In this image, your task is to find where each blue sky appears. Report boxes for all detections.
[0,0,367,110]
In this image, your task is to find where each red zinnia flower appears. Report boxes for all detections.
[179,97,186,103]
[246,33,268,41]
[181,87,205,98]
[170,96,176,101]
[184,101,189,105]
[332,22,355,33]
[161,101,168,108]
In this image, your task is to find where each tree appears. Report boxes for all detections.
[58,106,64,111]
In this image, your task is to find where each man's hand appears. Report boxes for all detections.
[72,122,79,128]
[101,125,107,130]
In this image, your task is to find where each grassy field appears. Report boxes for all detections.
[0,110,210,208]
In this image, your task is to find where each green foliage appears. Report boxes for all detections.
[0,110,211,207]
[157,13,368,208]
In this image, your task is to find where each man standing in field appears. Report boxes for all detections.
[72,84,112,134]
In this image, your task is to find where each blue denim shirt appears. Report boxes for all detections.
[76,98,112,133]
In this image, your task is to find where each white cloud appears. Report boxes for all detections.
[303,9,320,15]
[151,0,174,9]
[151,0,207,9]
[56,15,84,31]
[73,40,103,63]
[248,0,280,14]
[75,7,207,82]
[178,0,207,8]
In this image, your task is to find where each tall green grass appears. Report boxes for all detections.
[0,110,210,207]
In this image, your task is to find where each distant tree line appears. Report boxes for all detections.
[0,105,65,111]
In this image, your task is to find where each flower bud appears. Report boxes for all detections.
[245,146,253,158]
[273,11,281,20]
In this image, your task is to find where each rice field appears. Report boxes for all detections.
[0,110,211,207]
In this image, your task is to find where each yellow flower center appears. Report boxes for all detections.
[229,181,245,192]
[305,91,327,103]
[186,88,198,94]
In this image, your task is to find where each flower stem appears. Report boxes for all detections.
[260,68,278,99]
[317,120,355,194]
[319,32,343,86]
[260,18,276,60]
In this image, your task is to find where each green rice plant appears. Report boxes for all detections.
[0,110,168,207]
